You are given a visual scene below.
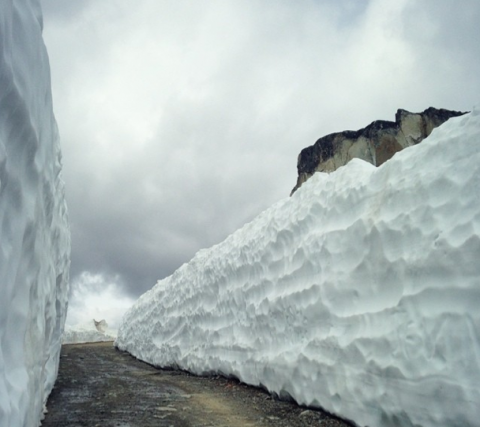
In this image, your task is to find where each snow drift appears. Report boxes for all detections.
[117,109,480,427]
[0,1,70,426]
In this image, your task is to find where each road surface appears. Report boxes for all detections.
[43,342,353,427]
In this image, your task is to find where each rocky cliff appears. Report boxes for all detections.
[291,107,466,194]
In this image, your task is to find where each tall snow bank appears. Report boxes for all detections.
[0,1,70,426]
[117,110,480,427]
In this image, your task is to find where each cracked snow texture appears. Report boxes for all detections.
[0,1,70,426]
[117,110,480,427]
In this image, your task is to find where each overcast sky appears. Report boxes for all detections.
[40,0,480,327]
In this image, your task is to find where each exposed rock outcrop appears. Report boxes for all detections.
[291,107,467,195]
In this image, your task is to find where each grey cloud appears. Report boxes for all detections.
[400,0,480,100]
[41,0,94,22]
[42,0,480,301]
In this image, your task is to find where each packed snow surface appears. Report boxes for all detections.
[117,109,480,427]
[0,1,70,426]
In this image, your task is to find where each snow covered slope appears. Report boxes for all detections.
[117,109,480,427]
[0,1,70,426]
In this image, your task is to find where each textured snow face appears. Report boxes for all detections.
[118,109,480,427]
[0,1,70,426]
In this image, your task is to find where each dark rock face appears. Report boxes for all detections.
[291,107,467,195]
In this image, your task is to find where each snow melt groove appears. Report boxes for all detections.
[117,109,480,427]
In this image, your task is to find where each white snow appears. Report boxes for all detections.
[63,320,116,344]
[117,109,480,427]
[0,1,70,426]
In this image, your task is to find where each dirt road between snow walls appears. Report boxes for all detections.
[43,342,354,427]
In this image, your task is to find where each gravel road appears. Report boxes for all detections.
[42,342,354,427]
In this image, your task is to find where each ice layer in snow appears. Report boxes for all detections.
[117,109,480,427]
[0,1,70,426]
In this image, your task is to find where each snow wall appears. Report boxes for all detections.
[117,109,480,427]
[0,1,70,426]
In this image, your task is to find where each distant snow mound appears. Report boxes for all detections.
[117,108,480,427]
[0,1,70,426]
[63,320,116,344]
